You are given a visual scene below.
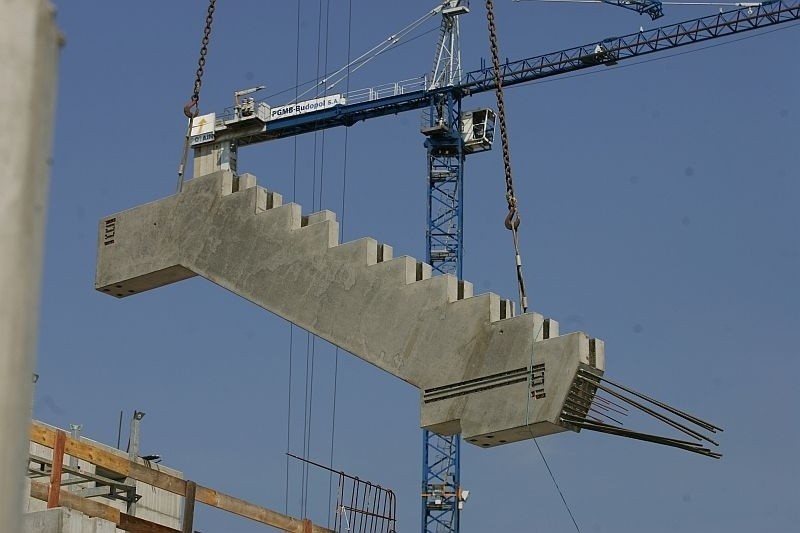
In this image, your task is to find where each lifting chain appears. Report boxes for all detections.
[183,0,216,119]
[485,0,529,313]
[177,0,217,192]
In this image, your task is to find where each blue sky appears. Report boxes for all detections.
[39,1,798,532]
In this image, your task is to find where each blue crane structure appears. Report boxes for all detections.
[514,0,664,19]
[602,0,664,19]
[224,1,799,147]
[196,2,799,531]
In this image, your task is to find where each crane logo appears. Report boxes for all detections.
[270,94,345,120]
[189,112,216,146]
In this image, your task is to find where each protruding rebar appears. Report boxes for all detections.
[562,365,723,458]
[561,414,722,459]
[569,388,629,417]
[576,373,719,446]
[578,369,722,433]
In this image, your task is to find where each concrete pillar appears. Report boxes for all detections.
[192,140,238,178]
[0,1,60,532]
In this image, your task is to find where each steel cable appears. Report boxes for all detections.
[286,0,303,517]
[486,1,580,530]
[485,0,529,313]
[327,0,353,526]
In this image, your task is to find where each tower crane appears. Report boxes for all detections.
[183,2,799,532]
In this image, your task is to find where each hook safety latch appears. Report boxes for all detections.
[504,207,520,231]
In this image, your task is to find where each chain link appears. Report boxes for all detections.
[177,0,217,192]
[184,0,216,118]
[485,0,529,313]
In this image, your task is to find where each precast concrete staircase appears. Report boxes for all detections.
[96,171,605,447]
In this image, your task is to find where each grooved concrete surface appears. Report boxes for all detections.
[96,171,605,446]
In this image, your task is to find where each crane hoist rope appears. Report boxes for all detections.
[484,12,582,530]
[177,0,216,193]
[485,0,529,314]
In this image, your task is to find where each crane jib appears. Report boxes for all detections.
[214,1,798,148]
[461,0,800,93]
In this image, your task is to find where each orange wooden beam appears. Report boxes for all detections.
[30,421,332,533]
[31,479,180,533]
[46,430,65,508]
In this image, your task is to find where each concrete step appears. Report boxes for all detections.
[96,171,604,447]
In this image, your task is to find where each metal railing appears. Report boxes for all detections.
[289,453,397,533]
[217,76,429,124]
[343,76,427,106]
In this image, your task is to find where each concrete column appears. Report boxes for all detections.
[0,1,60,531]
[192,140,238,178]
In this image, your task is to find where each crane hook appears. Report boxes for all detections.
[183,100,199,119]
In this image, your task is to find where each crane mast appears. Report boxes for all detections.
[422,5,469,532]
